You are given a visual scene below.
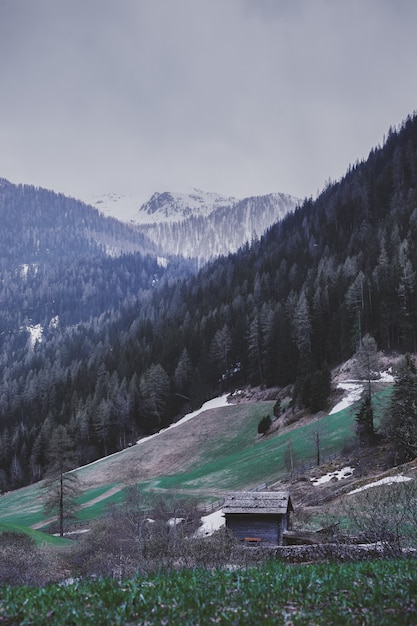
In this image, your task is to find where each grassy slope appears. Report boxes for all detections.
[0,522,70,546]
[0,388,392,532]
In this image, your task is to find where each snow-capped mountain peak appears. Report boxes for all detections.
[135,188,240,224]
[82,187,300,260]
[83,188,240,225]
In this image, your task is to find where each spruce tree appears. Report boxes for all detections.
[257,415,272,435]
[384,354,417,461]
[355,395,375,445]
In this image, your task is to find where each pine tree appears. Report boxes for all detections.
[247,315,264,386]
[139,364,171,433]
[257,415,272,435]
[42,425,80,537]
[174,348,192,394]
[355,396,375,445]
[308,366,331,413]
[209,325,232,380]
[353,334,379,437]
[93,399,111,456]
[384,354,417,461]
[354,334,379,397]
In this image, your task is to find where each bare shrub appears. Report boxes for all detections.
[340,479,417,556]
[70,489,205,577]
[69,519,118,577]
[0,532,63,586]
[180,528,245,569]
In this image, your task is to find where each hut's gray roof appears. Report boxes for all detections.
[223,491,293,515]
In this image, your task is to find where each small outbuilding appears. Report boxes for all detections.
[223,491,293,545]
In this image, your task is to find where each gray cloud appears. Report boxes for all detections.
[1,0,417,205]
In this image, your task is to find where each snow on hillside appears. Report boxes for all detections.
[134,188,239,224]
[310,466,355,486]
[329,369,395,415]
[25,323,43,349]
[136,394,230,446]
[74,395,230,473]
[348,474,412,495]
[83,193,141,222]
[196,509,225,537]
[329,382,363,415]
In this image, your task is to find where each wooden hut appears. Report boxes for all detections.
[223,491,293,545]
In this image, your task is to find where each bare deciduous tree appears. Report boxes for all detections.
[341,479,417,556]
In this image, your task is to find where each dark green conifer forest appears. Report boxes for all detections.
[1,112,417,491]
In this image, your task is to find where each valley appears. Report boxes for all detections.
[3,4,417,621]
[0,114,417,595]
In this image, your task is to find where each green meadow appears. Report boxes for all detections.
[0,388,391,532]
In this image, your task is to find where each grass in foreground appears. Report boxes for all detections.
[0,559,416,625]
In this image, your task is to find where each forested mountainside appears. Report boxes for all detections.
[1,113,417,492]
[0,179,158,264]
[0,180,184,332]
[134,192,298,260]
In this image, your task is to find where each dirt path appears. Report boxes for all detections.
[30,485,125,530]
[80,484,124,508]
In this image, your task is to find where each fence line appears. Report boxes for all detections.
[198,452,341,513]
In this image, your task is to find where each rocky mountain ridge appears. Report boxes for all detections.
[86,188,300,260]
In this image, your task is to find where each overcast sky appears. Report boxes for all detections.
[1,0,417,207]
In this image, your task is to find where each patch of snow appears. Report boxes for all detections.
[24,323,43,349]
[20,263,39,279]
[195,509,225,537]
[348,473,412,495]
[167,517,185,527]
[329,370,395,415]
[329,382,363,415]
[310,466,355,486]
[49,315,59,329]
[53,528,91,537]
[379,368,395,382]
[136,394,230,446]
